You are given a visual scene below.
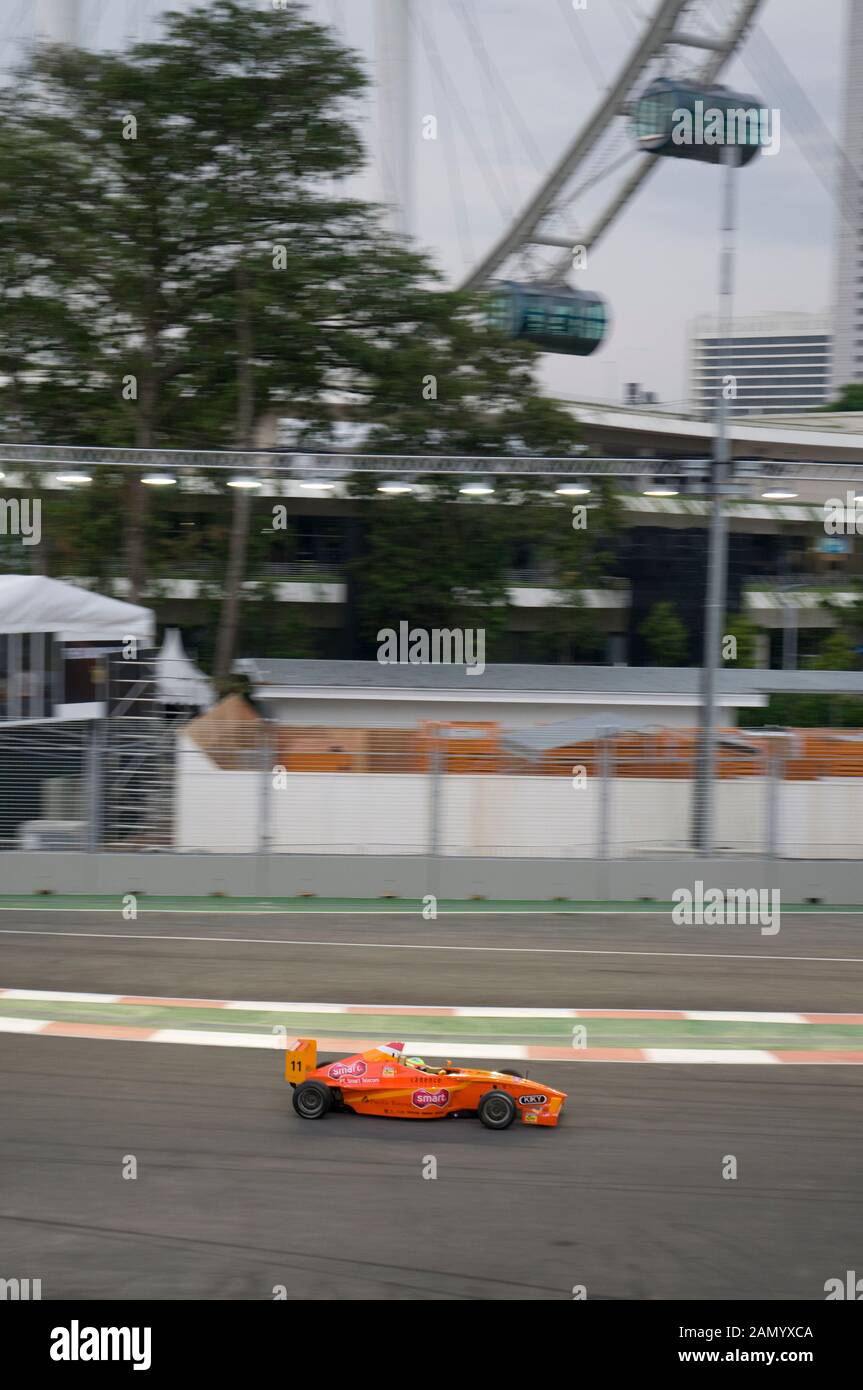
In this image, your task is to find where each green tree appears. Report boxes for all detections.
[723,611,758,667]
[0,1,366,621]
[347,476,513,655]
[639,600,688,666]
[0,0,588,671]
[346,475,617,662]
[822,384,863,412]
[807,629,861,671]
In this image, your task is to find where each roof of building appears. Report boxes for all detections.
[236,658,863,698]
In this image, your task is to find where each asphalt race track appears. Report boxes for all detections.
[1,909,862,1300]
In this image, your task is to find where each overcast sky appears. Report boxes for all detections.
[10,0,848,409]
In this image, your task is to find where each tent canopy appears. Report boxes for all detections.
[157,627,213,708]
[0,575,154,642]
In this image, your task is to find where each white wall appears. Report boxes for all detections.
[176,737,861,858]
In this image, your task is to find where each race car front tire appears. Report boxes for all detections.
[292,1081,332,1120]
[478,1089,517,1130]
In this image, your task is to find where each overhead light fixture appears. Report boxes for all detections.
[761,489,798,500]
[56,471,92,484]
[643,485,678,497]
[141,473,177,486]
[555,483,591,496]
[377,480,413,495]
[459,481,494,496]
[227,475,262,489]
[299,479,336,491]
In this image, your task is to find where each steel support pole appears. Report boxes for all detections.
[597,732,612,860]
[86,720,105,852]
[258,724,273,857]
[765,743,778,858]
[782,594,798,671]
[255,724,274,899]
[693,143,738,853]
[427,745,442,899]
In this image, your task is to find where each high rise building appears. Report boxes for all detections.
[831,0,863,394]
[688,311,832,417]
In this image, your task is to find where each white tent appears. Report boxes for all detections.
[0,575,154,642]
[156,627,213,708]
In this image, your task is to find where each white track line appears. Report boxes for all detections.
[4,989,861,1024]
[0,926,862,964]
[1,1018,859,1064]
[643,1048,779,1065]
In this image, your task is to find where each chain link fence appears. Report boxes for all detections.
[2,718,863,859]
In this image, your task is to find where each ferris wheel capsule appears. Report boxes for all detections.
[487,281,609,357]
[631,78,767,166]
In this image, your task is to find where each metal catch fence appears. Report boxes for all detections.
[3,718,863,859]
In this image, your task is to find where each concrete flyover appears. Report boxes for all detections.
[563,400,863,463]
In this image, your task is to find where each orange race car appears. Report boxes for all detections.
[284,1038,567,1130]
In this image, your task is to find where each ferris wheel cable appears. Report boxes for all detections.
[732,22,859,227]
[0,0,31,55]
[124,0,137,44]
[541,0,767,284]
[411,6,474,269]
[458,0,699,290]
[559,114,636,201]
[412,4,513,225]
[710,0,855,208]
[556,0,607,91]
[557,145,642,218]
[450,0,518,219]
[451,0,546,176]
[82,0,106,43]
[611,0,640,41]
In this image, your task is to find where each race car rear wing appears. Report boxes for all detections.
[284,1037,317,1083]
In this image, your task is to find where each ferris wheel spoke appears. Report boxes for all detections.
[459,0,766,293]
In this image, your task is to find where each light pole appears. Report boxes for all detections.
[693,142,740,852]
[630,81,764,851]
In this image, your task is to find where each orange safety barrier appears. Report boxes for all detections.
[191,712,863,779]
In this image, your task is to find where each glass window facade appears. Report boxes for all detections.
[489,282,608,356]
[632,80,764,165]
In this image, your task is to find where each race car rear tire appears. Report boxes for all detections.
[478,1089,517,1131]
[292,1081,332,1120]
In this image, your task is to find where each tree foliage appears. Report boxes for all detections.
[639,600,689,667]
[0,0,589,666]
[347,476,619,661]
